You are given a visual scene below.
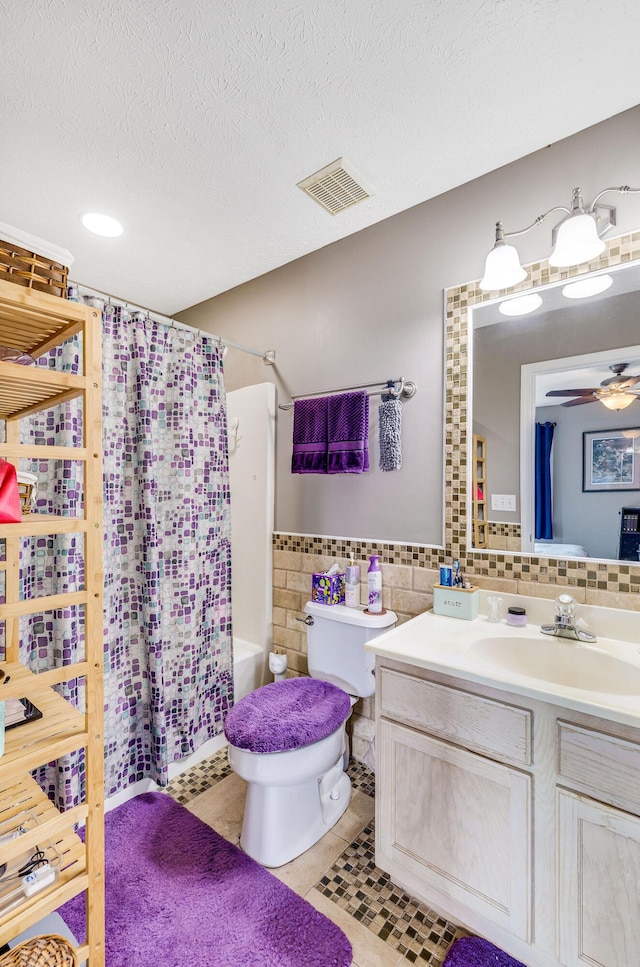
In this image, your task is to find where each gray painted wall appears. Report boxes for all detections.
[177,106,640,546]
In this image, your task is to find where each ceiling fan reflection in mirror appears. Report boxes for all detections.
[545,363,640,411]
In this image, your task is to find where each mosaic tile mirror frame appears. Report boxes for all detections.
[447,228,640,595]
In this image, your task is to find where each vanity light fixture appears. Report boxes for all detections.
[81,212,124,237]
[498,293,543,316]
[562,274,613,300]
[479,185,640,291]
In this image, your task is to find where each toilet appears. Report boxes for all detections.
[224,601,397,867]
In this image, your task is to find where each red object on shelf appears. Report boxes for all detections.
[0,458,21,522]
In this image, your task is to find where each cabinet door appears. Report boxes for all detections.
[377,718,532,941]
[558,789,640,967]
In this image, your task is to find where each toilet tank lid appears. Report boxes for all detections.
[304,601,397,628]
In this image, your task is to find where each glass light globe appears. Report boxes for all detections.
[549,212,605,267]
[599,392,637,411]
[479,243,527,291]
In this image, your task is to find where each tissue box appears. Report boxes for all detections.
[311,572,346,606]
[433,584,479,620]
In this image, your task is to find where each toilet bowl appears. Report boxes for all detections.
[225,601,397,867]
[225,677,352,867]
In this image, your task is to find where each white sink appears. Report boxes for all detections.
[470,635,640,695]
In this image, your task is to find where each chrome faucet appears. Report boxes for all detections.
[540,593,597,643]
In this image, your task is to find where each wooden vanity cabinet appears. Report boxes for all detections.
[375,656,640,967]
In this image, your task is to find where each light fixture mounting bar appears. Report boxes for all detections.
[503,206,569,241]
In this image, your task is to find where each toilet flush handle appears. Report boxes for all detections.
[295,615,314,626]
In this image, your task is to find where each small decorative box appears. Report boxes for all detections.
[433,584,479,621]
[311,572,346,606]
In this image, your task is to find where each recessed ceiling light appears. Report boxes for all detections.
[498,293,543,316]
[562,274,613,299]
[81,212,123,237]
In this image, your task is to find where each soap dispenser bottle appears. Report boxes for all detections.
[345,555,360,608]
[367,555,382,613]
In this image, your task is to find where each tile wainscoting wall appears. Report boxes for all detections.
[487,522,522,552]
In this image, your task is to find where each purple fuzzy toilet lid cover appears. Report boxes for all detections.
[224,678,352,753]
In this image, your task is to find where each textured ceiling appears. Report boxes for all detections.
[1,0,640,314]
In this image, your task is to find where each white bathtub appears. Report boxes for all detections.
[105,638,268,810]
[233,637,265,700]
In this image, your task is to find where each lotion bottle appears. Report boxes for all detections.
[367,555,382,613]
[345,555,360,608]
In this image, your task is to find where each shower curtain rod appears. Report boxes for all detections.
[278,376,417,410]
[71,281,275,364]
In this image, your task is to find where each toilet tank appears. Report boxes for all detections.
[304,601,397,698]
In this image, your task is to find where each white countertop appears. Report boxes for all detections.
[365,594,640,729]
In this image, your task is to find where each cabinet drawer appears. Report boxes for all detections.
[379,667,531,767]
[558,721,640,814]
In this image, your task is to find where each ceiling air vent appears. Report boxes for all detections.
[297,158,373,215]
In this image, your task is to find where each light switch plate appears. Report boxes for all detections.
[491,494,517,512]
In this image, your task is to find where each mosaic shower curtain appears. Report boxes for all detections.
[101,308,233,794]
[5,308,233,807]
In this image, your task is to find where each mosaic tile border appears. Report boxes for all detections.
[273,533,441,570]
[165,748,375,805]
[165,746,231,804]
[487,522,521,538]
[276,232,640,596]
[347,757,376,799]
[315,820,465,965]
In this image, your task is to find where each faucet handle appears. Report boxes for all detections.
[555,593,576,620]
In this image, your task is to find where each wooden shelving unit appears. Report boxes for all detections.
[472,433,487,549]
[0,278,104,965]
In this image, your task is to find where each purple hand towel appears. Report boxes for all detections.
[292,396,328,473]
[327,391,370,474]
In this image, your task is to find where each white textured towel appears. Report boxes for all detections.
[378,399,402,471]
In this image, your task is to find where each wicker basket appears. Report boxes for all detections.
[0,935,77,967]
[0,239,68,299]
[16,473,37,515]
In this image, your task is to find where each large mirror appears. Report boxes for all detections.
[470,259,640,564]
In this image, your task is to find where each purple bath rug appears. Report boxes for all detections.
[443,936,525,966]
[60,791,351,967]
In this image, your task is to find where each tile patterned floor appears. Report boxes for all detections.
[316,820,461,964]
[167,747,465,965]
[165,748,232,804]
